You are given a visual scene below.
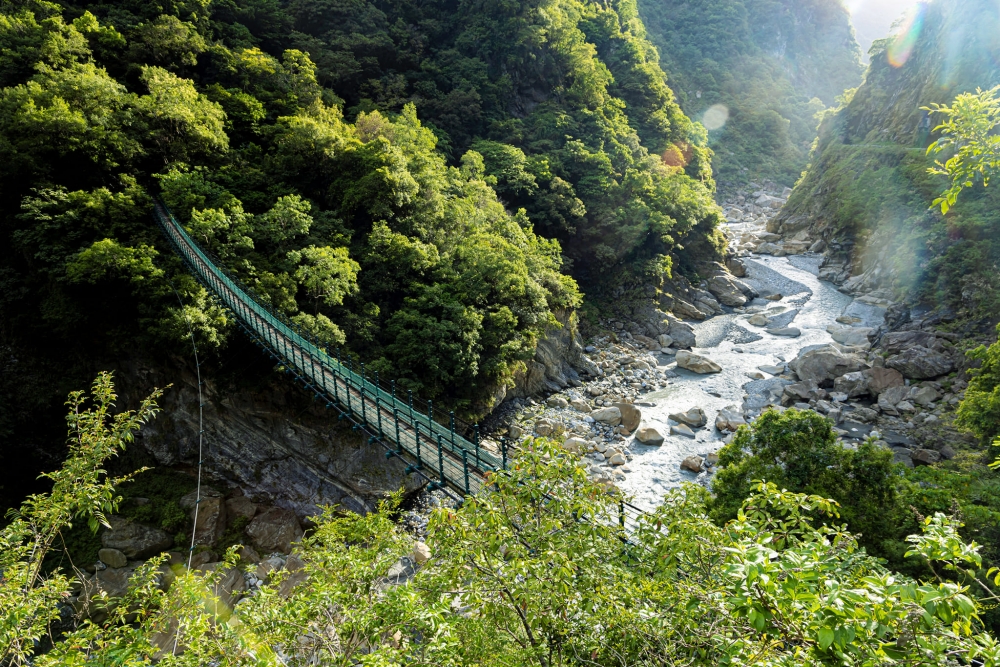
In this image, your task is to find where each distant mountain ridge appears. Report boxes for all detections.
[638,0,864,188]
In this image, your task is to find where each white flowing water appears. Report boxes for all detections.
[618,254,861,510]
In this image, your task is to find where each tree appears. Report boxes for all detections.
[926,85,1000,213]
[287,244,359,310]
[956,323,1000,447]
[0,372,161,665]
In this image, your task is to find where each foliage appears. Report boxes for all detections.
[710,407,1000,631]
[637,0,863,187]
[957,323,1000,445]
[780,0,1000,318]
[8,408,1000,665]
[0,371,161,665]
[926,85,1000,213]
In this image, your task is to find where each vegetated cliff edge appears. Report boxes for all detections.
[638,0,864,189]
[0,0,720,510]
[774,0,1000,323]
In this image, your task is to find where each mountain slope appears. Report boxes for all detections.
[638,0,864,188]
[776,0,1000,320]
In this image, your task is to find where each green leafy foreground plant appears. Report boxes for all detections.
[7,381,1000,665]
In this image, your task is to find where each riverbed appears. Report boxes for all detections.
[618,253,870,509]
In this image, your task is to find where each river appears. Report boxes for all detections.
[618,253,877,509]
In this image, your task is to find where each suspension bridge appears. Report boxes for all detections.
[155,202,645,529]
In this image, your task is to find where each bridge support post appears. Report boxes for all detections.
[462,450,470,495]
[437,434,446,488]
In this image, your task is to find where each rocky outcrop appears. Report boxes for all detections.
[507,309,599,401]
[246,507,304,554]
[101,517,173,560]
[885,347,954,380]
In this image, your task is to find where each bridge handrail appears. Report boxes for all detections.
[153,203,503,474]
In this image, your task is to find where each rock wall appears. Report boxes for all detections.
[115,357,422,518]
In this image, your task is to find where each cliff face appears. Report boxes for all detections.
[776,0,1000,320]
[638,0,864,187]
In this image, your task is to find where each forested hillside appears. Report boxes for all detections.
[638,0,864,188]
[777,0,1000,320]
[0,0,723,505]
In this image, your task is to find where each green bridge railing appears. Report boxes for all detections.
[156,202,647,532]
[154,202,501,497]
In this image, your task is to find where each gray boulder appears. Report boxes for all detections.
[881,331,940,355]
[789,345,868,384]
[680,455,704,471]
[885,347,954,380]
[98,548,127,569]
[612,402,642,432]
[834,371,869,398]
[246,507,304,554]
[715,406,746,432]
[827,325,874,347]
[707,275,748,307]
[669,407,707,428]
[590,407,622,426]
[675,350,722,374]
[667,317,697,349]
[101,517,173,560]
[911,449,942,466]
[634,427,664,446]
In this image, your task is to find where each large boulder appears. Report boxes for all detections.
[788,345,868,384]
[634,427,664,446]
[590,407,622,426]
[881,331,940,355]
[669,407,707,428]
[246,507,304,554]
[680,455,704,472]
[885,347,954,380]
[672,298,707,321]
[613,402,642,432]
[715,406,746,432]
[101,517,173,560]
[675,350,722,374]
[707,275,748,307]
[867,367,905,394]
[833,371,869,398]
[667,317,697,349]
[827,325,874,347]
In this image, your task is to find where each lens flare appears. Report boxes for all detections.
[887,2,926,68]
[702,104,729,131]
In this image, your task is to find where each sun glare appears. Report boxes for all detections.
[887,2,926,67]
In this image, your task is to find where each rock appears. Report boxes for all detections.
[191,496,227,547]
[827,325,874,347]
[634,427,664,446]
[726,256,747,277]
[892,447,914,467]
[225,496,258,523]
[680,455,704,472]
[534,419,554,436]
[746,371,765,380]
[675,350,722,374]
[911,386,940,407]
[569,398,591,412]
[673,298,707,320]
[895,401,916,413]
[747,314,769,327]
[668,318,697,349]
[834,372,870,398]
[608,452,627,466]
[885,347,954,380]
[246,507,303,554]
[758,364,785,375]
[255,556,284,582]
[850,407,879,423]
[590,407,622,426]
[789,345,868,384]
[867,367,904,394]
[613,402,642,432]
[671,423,696,438]
[715,406,746,432]
[101,517,173,560]
[939,445,956,460]
[657,334,674,348]
[412,541,431,564]
[879,385,911,407]
[196,563,246,616]
[911,449,942,466]
[783,380,820,402]
[881,331,940,355]
[190,550,216,569]
[508,425,524,439]
[767,327,801,338]
[756,242,786,256]
[236,545,261,564]
[707,275,748,307]
[546,396,569,409]
[98,548,127,569]
[562,437,588,454]
[669,407,707,428]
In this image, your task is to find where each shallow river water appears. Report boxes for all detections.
[619,254,863,510]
